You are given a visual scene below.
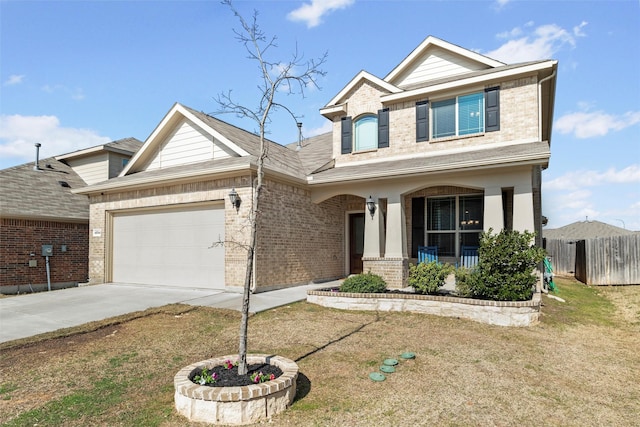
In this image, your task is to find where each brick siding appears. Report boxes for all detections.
[333,75,540,165]
[87,175,346,290]
[0,218,89,290]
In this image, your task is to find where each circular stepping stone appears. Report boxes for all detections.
[400,352,416,360]
[369,372,386,382]
[383,358,398,366]
[380,365,395,373]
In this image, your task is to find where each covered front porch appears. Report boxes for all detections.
[312,167,540,288]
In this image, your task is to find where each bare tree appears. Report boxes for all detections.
[216,0,327,376]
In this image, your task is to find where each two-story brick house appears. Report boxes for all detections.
[77,36,557,291]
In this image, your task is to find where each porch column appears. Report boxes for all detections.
[384,194,407,258]
[363,196,384,258]
[513,182,535,233]
[483,186,504,232]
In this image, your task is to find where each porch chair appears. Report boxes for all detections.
[417,245,438,264]
[460,246,479,268]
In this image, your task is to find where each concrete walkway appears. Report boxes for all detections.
[0,282,335,344]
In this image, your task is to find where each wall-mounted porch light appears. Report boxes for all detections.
[366,195,376,219]
[229,187,241,211]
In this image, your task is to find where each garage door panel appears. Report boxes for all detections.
[112,204,225,289]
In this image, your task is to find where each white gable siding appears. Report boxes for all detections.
[145,119,228,171]
[67,153,109,185]
[392,47,488,88]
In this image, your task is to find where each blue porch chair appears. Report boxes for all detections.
[460,246,479,268]
[417,246,438,264]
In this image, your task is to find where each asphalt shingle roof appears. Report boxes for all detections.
[184,106,306,180]
[543,220,637,240]
[0,157,89,221]
[0,138,142,221]
[307,141,550,184]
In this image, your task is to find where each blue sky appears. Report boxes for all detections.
[1,0,639,230]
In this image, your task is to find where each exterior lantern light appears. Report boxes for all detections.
[366,195,376,219]
[229,187,240,211]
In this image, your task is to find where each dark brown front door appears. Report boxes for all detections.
[349,213,365,274]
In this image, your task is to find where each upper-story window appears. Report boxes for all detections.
[354,115,378,151]
[432,92,484,138]
[416,87,500,142]
[341,108,389,154]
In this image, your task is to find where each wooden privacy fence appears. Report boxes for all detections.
[544,238,577,275]
[546,235,639,285]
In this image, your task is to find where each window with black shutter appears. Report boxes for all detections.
[416,101,429,142]
[378,108,389,148]
[485,87,500,132]
[341,116,352,154]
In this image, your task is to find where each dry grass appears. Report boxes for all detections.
[1,277,639,426]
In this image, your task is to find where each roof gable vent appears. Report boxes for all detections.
[58,181,71,188]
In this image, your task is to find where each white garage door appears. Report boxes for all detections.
[112,204,225,289]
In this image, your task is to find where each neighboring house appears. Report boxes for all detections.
[543,220,639,281]
[0,138,142,293]
[544,220,637,240]
[76,36,557,291]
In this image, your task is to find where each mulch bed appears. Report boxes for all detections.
[191,363,283,387]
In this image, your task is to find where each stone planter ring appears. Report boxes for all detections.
[174,354,299,425]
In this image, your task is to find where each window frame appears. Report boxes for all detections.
[422,194,484,258]
[431,91,485,139]
[354,114,379,152]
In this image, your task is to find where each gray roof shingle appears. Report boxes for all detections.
[543,220,637,240]
[307,141,550,184]
[0,157,89,221]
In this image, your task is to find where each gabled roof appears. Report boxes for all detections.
[0,157,89,222]
[321,71,402,114]
[543,220,638,240]
[55,137,142,161]
[384,36,505,84]
[120,103,305,180]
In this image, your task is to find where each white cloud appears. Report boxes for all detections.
[3,74,25,86]
[287,0,354,28]
[486,22,588,63]
[306,120,333,137]
[555,109,640,138]
[544,165,640,191]
[0,114,111,165]
[41,84,86,101]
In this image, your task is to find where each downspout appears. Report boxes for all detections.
[538,69,557,143]
[536,69,556,293]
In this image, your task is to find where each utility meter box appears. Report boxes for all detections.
[41,245,53,256]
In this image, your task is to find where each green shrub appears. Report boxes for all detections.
[465,228,546,301]
[408,261,454,294]
[340,272,387,293]
[454,266,476,297]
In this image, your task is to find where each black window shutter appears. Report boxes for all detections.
[416,101,429,142]
[378,108,389,148]
[341,116,352,154]
[485,87,500,132]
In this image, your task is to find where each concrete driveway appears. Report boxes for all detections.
[0,282,332,344]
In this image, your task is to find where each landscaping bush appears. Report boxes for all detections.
[340,272,387,293]
[465,229,546,301]
[454,266,475,297]
[408,261,454,294]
